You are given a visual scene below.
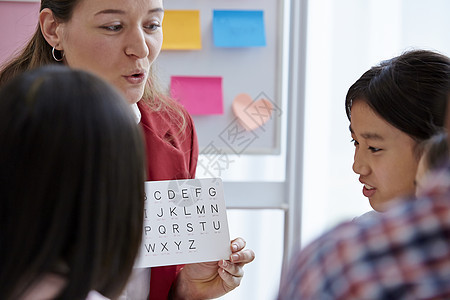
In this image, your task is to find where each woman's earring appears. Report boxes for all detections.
[52,46,64,62]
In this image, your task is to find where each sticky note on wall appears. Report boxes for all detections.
[213,10,266,47]
[170,76,223,115]
[162,10,202,50]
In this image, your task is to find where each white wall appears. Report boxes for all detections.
[301,0,450,245]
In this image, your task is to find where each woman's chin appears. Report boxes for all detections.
[123,90,144,104]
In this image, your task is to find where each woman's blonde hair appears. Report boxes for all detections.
[144,66,187,133]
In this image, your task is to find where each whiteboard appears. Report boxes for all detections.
[157,0,284,154]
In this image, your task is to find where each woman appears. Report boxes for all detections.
[0,65,146,299]
[346,49,450,212]
[0,0,255,299]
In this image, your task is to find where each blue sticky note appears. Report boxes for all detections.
[213,10,266,47]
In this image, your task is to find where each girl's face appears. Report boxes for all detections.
[57,0,164,103]
[350,100,419,212]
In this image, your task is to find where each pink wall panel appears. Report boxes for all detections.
[0,1,40,65]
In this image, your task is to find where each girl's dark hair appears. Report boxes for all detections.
[0,65,146,299]
[345,49,450,142]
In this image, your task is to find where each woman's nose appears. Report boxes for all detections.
[352,149,370,176]
[124,28,150,59]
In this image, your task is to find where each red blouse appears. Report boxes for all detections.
[137,100,199,300]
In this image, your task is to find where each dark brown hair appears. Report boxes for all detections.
[0,65,145,299]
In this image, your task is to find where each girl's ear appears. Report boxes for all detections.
[40,8,63,50]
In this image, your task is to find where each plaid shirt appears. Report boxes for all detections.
[278,166,450,300]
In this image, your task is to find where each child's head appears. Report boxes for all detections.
[346,50,449,141]
[0,65,146,299]
[415,132,449,195]
[346,49,450,211]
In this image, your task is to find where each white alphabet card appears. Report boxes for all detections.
[134,178,231,268]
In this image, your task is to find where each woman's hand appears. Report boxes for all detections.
[170,237,255,299]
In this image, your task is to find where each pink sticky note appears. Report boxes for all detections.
[170,76,223,115]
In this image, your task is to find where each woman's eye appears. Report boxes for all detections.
[145,23,161,31]
[102,25,122,32]
[350,138,359,146]
[369,146,382,153]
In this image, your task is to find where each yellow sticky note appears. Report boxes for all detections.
[162,10,202,50]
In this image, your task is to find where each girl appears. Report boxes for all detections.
[0,65,145,299]
[346,50,450,212]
